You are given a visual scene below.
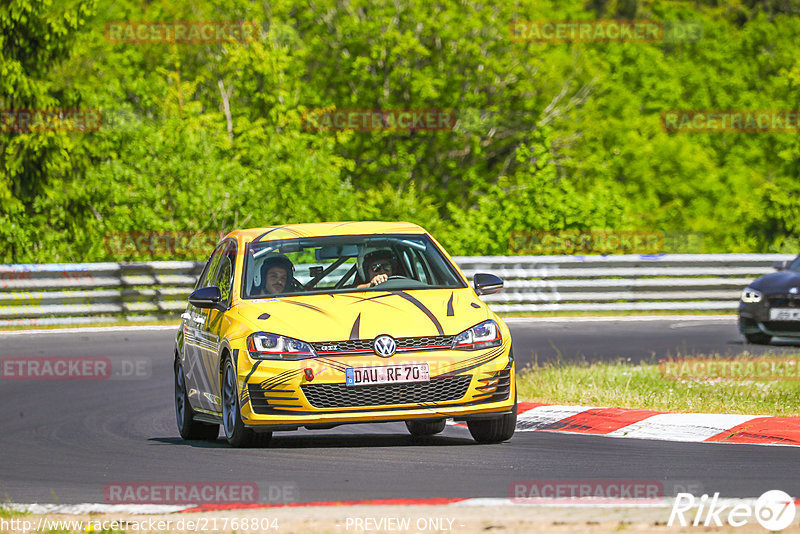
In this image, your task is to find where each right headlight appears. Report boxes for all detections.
[247,332,316,360]
[452,320,502,350]
[741,287,763,303]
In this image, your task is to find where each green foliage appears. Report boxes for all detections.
[0,0,96,262]
[4,0,800,262]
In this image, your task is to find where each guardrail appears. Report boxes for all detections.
[0,254,793,326]
[0,262,204,327]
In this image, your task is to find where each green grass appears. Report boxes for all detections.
[0,505,28,518]
[516,355,800,416]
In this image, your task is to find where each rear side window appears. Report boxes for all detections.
[196,242,226,290]
[213,241,237,305]
[196,240,237,306]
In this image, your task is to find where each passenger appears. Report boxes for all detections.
[260,254,294,295]
[356,249,399,288]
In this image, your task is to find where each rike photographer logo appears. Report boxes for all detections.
[669,490,796,530]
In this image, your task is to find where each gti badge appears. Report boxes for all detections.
[373,335,397,358]
[791,287,799,295]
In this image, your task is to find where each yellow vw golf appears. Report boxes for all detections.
[174,222,516,447]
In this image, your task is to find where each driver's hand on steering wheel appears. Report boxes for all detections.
[369,273,389,287]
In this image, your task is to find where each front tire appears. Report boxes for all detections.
[405,419,446,437]
[745,332,772,345]
[221,357,271,448]
[467,400,517,444]
[175,359,219,441]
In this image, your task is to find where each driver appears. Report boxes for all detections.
[356,249,399,288]
[260,254,295,295]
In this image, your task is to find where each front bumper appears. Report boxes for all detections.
[739,301,800,338]
[235,342,516,429]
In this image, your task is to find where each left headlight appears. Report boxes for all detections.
[741,287,763,303]
[247,332,317,360]
[452,320,502,350]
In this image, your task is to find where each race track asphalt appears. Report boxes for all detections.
[0,318,797,504]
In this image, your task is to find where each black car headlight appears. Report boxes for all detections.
[741,287,763,303]
[452,320,502,350]
[247,332,317,360]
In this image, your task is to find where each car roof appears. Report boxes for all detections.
[225,221,427,244]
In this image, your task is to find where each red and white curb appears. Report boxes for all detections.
[0,497,736,514]
[8,496,800,515]
[506,402,800,447]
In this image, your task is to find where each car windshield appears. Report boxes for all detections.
[789,256,800,271]
[242,234,466,298]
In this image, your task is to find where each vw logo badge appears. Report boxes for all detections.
[791,287,799,295]
[373,335,397,358]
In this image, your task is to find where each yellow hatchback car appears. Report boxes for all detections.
[174,221,516,447]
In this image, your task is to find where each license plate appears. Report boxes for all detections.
[770,308,800,321]
[345,363,430,386]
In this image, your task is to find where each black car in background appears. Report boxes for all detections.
[739,255,800,344]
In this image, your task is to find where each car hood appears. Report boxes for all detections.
[749,270,800,293]
[232,288,491,341]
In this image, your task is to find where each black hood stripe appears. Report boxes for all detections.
[350,313,361,340]
[342,293,404,310]
[447,293,454,317]
[394,291,445,335]
[282,299,332,316]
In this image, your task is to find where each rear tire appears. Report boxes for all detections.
[405,419,446,437]
[745,332,772,345]
[174,359,219,441]
[467,399,517,444]
[222,357,272,448]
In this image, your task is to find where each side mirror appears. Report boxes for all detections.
[773,260,790,271]
[189,286,226,311]
[474,273,504,296]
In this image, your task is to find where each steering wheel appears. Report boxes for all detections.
[372,275,407,287]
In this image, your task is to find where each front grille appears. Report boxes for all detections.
[311,335,454,355]
[301,375,472,408]
[763,321,800,333]
[767,295,800,308]
[311,339,373,352]
[396,335,454,349]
